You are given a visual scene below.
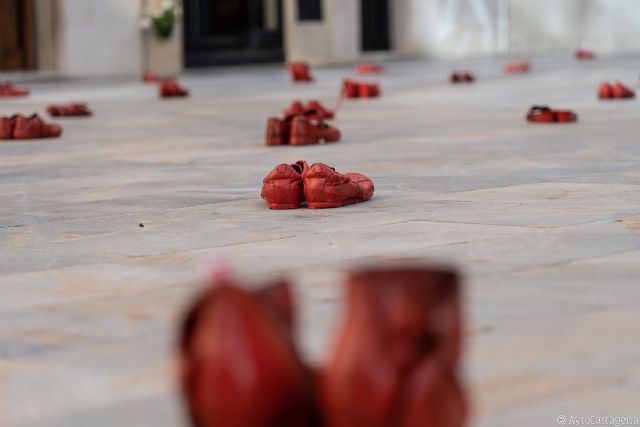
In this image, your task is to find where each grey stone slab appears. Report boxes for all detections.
[2,54,640,426]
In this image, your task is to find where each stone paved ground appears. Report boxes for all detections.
[1,55,639,427]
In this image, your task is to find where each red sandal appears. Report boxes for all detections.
[526,106,577,123]
[47,102,92,117]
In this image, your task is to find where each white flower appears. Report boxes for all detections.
[140,16,152,29]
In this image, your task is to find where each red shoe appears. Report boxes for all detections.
[503,60,530,74]
[526,106,577,123]
[598,82,614,99]
[178,277,319,427]
[47,102,92,117]
[282,100,334,121]
[342,79,359,98]
[159,78,189,98]
[261,160,308,209]
[321,267,468,427]
[142,71,159,83]
[11,114,62,139]
[289,116,340,146]
[359,82,380,98]
[265,117,291,146]
[306,100,335,119]
[303,163,373,209]
[612,81,635,99]
[288,61,313,82]
[576,48,596,60]
[526,106,555,123]
[450,70,475,83]
[356,63,384,74]
[0,81,30,97]
[555,110,578,123]
[0,115,16,140]
[283,100,305,117]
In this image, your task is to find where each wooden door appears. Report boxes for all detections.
[0,0,35,70]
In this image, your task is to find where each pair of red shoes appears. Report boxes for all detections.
[289,61,314,82]
[0,81,30,97]
[266,101,340,146]
[159,77,189,98]
[1,114,62,140]
[598,81,635,99]
[179,266,468,427]
[47,102,92,117]
[526,106,577,123]
[503,60,531,74]
[261,160,374,209]
[576,47,596,60]
[450,70,475,83]
[355,63,384,74]
[342,79,380,98]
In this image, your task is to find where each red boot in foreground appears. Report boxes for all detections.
[159,77,189,98]
[303,163,373,209]
[178,277,320,427]
[321,267,468,427]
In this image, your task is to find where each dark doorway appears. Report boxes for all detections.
[361,0,390,52]
[184,0,284,67]
[0,0,35,70]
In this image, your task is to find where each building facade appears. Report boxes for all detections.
[2,0,640,76]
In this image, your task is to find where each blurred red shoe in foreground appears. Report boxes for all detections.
[526,106,577,123]
[356,63,384,74]
[321,266,468,427]
[47,102,92,117]
[1,114,62,140]
[343,79,380,99]
[159,77,189,98]
[303,163,374,209]
[503,60,530,74]
[289,61,314,83]
[599,81,635,99]
[178,277,320,427]
[450,71,475,83]
[0,81,30,97]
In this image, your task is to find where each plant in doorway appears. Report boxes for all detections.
[141,0,182,40]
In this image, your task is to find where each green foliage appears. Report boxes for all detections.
[153,8,175,39]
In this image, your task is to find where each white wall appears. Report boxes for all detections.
[392,0,640,58]
[58,0,143,76]
[284,0,360,65]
